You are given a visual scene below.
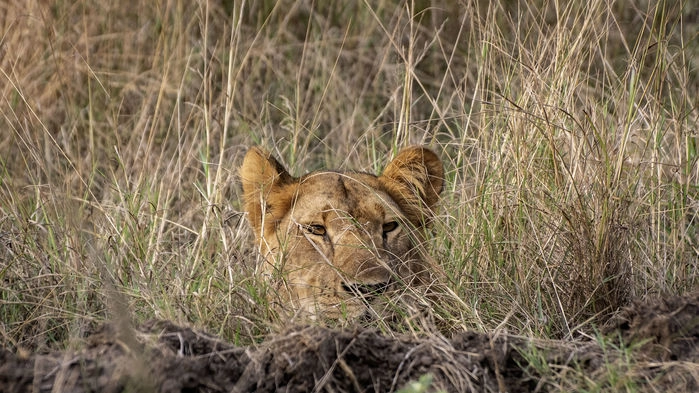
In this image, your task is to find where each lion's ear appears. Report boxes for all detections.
[379,146,444,226]
[240,147,295,237]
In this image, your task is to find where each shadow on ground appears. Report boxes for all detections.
[1,292,697,392]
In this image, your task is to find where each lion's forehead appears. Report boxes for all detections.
[292,172,399,222]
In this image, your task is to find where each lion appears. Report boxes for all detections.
[240,146,444,321]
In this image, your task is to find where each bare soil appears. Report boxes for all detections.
[1,292,697,393]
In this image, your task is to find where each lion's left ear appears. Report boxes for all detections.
[240,147,296,239]
[379,146,444,226]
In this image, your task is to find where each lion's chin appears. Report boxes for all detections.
[293,296,374,325]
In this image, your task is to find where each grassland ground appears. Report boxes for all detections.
[1,292,697,392]
[1,0,698,391]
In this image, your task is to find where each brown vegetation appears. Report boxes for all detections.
[1,0,697,391]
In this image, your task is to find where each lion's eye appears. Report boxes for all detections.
[382,221,399,236]
[305,224,326,236]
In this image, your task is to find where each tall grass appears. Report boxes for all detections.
[1,0,696,350]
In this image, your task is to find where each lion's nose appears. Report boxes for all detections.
[342,281,391,297]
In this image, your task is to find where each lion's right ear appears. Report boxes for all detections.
[379,146,444,227]
[239,147,295,238]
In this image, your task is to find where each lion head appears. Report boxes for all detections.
[240,146,444,321]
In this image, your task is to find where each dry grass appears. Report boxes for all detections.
[1,0,697,360]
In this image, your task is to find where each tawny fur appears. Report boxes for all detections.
[240,146,444,321]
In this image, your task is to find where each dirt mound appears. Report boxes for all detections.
[0,321,502,392]
[604,290,699,362]
[1,292,697,393]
